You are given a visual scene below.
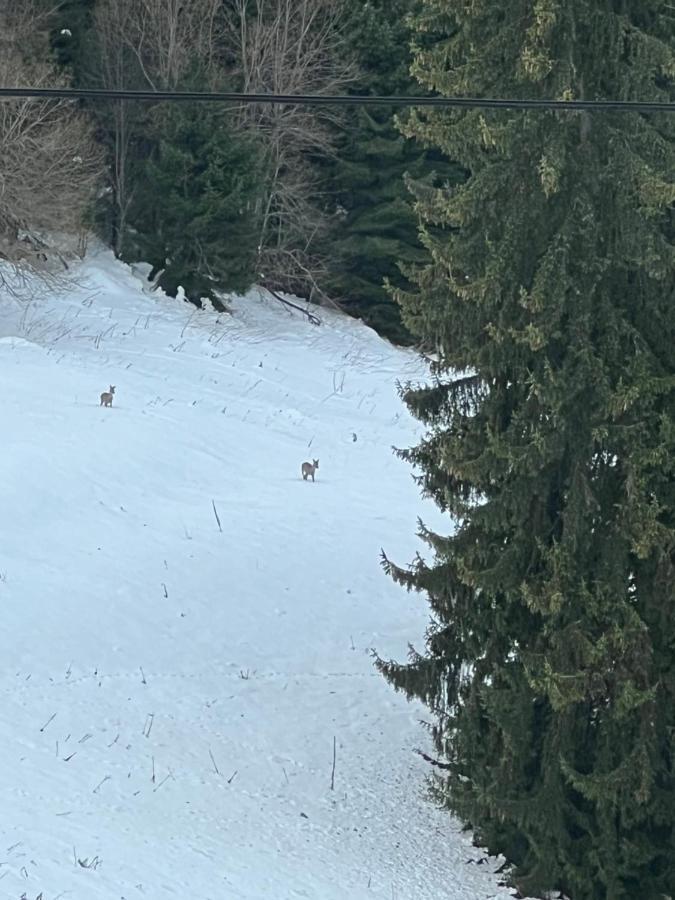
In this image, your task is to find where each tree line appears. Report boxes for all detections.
[2,2,674,898]
[1,0,460,342]
[376,2,675,899]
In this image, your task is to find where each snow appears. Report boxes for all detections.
[0,248,520,899]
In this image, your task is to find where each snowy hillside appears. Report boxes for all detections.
[0,250,520,900]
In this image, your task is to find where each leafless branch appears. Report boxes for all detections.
[0,1,102,294]
[224,0,357,296]
[118,0,225,91]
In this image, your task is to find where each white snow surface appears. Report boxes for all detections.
[0,250,520,900]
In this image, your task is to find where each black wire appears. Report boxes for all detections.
[0,86,673,112]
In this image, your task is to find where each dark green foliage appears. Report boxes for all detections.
[47,0,97,74]
[327,110,441,343]
[342,0,416,95]
[324,0,461,344]
[377,2,675,898]
[46,3,265,306]
[126,105,264,304]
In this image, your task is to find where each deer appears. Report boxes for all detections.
[301,459,319,482]
[100,385,116,407]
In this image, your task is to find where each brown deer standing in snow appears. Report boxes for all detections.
[301,459,319,482]
[100,385,116,407]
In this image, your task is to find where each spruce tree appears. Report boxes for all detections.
[328,110,455,344]
[325,0,460,344]
[377,3,675,897]
[126,104,264,305]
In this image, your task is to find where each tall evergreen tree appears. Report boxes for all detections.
[127,104,264,305]
[324,0,460,344]
[327,110,446,344]
[377,3,675,898]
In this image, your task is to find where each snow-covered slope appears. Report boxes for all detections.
[0,250,518,900]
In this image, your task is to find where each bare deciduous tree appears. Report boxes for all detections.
[225,0,357,300]
[120,0,224,91]
[0,0,102,290]
[92,0,229,262]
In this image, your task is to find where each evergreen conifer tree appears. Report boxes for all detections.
[328,110,443,344]
[377,3,675,897]
[126,104,264,306]
[325,0,460,344]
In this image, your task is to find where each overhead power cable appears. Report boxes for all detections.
[0,86,673,113]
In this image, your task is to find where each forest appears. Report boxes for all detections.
[1,2,674,898]
[2,0,459,343]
